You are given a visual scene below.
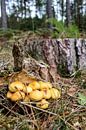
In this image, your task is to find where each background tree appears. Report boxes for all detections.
[0,0,86,33]
[60,0,64,22]
[46,0,53,19]
[76,0,83,30]
[46,0,53,28]
[66,0,71,26]
[1,0,7,30]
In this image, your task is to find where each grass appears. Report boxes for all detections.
[0,29,22,39]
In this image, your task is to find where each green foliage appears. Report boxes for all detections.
[81,80,86,89]
[78,93,86,106]
[36,0,44,8]
[46,18,64,32]
[46,18,80,38]
[35,28,52,37]
[8,15,46,31]
[0,29,13,39]
[46,18,64,38]
[0,16,81,38]
[65,24,80,38]
[0,29,22,39]
[53,119,70,130]
[71,70,81,78]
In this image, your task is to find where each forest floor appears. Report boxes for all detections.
[0,32,86,130]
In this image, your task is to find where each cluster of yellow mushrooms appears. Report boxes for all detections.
[7,81,61,109]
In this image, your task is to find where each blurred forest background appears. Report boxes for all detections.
[0,0,86,38]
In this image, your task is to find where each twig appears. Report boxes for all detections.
[21,102,78,130]
[65,107,86,122]
[0,103,21,116]
[3,102,17,117]
[20,102,57,116]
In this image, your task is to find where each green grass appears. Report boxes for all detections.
[0,29,22,39]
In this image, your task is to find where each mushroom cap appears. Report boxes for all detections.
[11,91,25,101]
[29,90,43,101]
[39,81,52,90]
[7,91,13,99]
[36,99,49,109]
[46,82,52,89]
[23,86,32,93]
[42,89,51,99]
[28,81,40,90]
[50,88,61,99]
[9,81,25,92]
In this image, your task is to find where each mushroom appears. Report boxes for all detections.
[28,81,40,90]
[23,86,32,94]
[36,99,49,109]
[39,81,52,90]
[9,81,25,92]
[50,88,61,99]
[42,89,51,99]
[29,90,43,101]
[11,91,25,101]
[7,91,13,99]
[46,82,52,89]
[23,95,30,102]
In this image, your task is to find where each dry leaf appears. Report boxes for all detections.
[67,87,77,96]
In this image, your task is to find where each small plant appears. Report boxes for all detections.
[46,18,80,38]
[78,93,86,106]
[65,24,80,38]
[46,18,64,38]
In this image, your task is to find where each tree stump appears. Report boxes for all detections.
[12,37,86,82]
[12,38,62,82]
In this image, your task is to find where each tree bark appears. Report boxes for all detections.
[12,39,61,82]
[66,0,71,26]
[1,0,7,30]
[12,38,86,82]
[60,0,64,22]
[46,0,53,29]
[46,0,53,18]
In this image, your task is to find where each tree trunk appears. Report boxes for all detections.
[76,0,83,30]
[46,0,53,18]
[1,0,7,30]
[60,0,64,22]
[24,0,27,18]
[66,0,71,26]
[46,0,53,28]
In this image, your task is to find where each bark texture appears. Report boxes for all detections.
[46,0,53,18]
[46,0,53,29]
[12,38,86,82]
[66,0,71,26]
[1,0,7,30]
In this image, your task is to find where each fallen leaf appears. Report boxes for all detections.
[67,87,77,97]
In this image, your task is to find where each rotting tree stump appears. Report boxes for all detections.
[12,38,86,82]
